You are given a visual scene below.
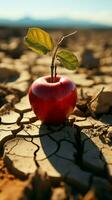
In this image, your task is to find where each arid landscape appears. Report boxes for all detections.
[0,27,112,200]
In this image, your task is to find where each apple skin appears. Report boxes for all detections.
[29,75,77,124]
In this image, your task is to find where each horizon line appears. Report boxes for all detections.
[0,16,112,27]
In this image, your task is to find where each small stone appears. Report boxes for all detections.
[68,114,75,124]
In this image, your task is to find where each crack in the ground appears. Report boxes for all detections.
[0,114,22,125]
[5,152,33,158]
[74,126,83,168]
[12,124,24,135]
[0,124,24,135]
[38,126,79,169]
[37,134,61,162]
[0,135,15,156]
[5,138,20,154]
[98,147,109,179]
[88,174,94,190]
[55,153,75,162]
[73,125,111,182]
[30,117,37,123]
[14,107,32,114]
[22,128,40,168]
[1,116,112,193]
[47,123,65,132]
[31,139,40,168]
[48,135,77,162]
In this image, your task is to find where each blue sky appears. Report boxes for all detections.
[0,0,112,25]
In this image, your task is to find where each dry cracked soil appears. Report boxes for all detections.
[0,27,112,200]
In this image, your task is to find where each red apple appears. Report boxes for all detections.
[29,75,77,124]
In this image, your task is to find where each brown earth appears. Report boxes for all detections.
[0,27,112,200]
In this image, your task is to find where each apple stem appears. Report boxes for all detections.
[51,65,54,82]
[50,44,59,82]
[50,30,77,83]
[54,64,57,78]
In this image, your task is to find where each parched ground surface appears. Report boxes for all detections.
[0,27,112,200]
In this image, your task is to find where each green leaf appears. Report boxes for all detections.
[57,50,79,70]
[24,28,54,55]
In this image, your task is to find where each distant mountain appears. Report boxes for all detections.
[0,17,111,28]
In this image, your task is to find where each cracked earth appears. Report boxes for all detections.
[0,28,112,200]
